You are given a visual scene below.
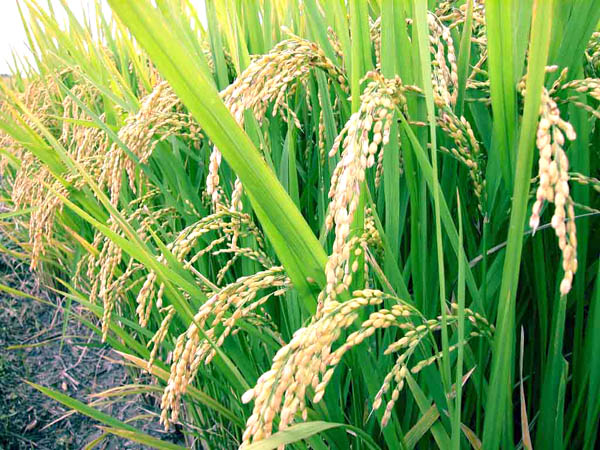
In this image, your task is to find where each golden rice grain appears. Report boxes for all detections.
[525,85,578,295]
[207,35,347,209]
[160,267,289,430]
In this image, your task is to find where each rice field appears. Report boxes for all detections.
[0,0,599,448]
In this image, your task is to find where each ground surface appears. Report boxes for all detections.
[0,255,179,449]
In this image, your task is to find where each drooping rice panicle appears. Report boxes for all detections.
[570,172,600,193]
[160,266,289,429]
[147,305,176,369]
[85,204,173,340]
[0,3,598,449]
[436,108,486,211]
[428,12,458,107]
[524,81,578,295]
[240,289,398,444]
[323,72,406,306]
[206,35,348,208]
[101,81,201,206]
[240,292,494,445]
[136,207,268,326]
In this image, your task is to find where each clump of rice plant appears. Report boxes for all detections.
[0,1,598,449]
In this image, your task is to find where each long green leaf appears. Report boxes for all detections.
[483,1,555,448]
[107,0,328,313]
[245,421,380,450]
[27,382,183,449]
[99,428,186,450]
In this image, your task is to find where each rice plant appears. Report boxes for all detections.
[0,0,598,448]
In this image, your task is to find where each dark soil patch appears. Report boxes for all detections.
[0,256,179,449]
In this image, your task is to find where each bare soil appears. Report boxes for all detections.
[0,256,179,449]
